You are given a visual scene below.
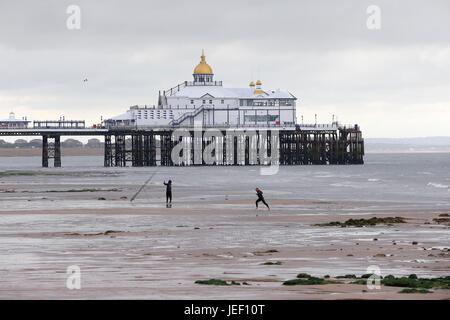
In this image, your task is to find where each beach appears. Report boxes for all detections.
[0,153,449,299]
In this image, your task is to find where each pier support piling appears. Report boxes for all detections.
[102,127,364,168]
[42,135,61,167]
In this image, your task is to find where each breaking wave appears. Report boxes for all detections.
[427,182,449,189]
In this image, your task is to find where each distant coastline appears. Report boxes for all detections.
[0,137,103,157]
[365,137,450,154]
[1,137,449,156]
[1,147,449,157]
[0,147,103,157]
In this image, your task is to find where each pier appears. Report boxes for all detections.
[0,52,366,168]
[0,125,364,167]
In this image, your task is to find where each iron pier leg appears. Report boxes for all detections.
[54,135,61,167]
[42,135,48,168]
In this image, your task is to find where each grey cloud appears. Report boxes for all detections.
[0,0,449,137]
[1,0,449,50]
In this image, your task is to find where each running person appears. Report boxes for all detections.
[255,187,270,210]
[164,180,172,207]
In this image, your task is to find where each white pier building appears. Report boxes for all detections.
[105,51,298,129]
[0,112,30,129]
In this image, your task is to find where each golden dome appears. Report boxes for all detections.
[193,50,213,75]
[254,79,264,94]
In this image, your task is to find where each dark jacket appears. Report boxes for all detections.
[256,190,264,199]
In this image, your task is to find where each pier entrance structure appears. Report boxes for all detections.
[0,52,364,167]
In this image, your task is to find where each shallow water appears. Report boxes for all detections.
[0,153,449,210]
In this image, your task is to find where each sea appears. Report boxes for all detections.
[0,153,449,209]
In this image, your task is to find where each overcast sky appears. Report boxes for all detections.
[0,0,449,138]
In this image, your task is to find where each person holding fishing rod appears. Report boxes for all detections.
[129,170,173,208]
[164,180,172,208]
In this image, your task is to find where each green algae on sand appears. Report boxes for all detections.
[283,273,334,286]
[195,279,242,286]
[399,288,432,294]
[382,275,450,289]
[261,261,283,265]
[315,217,406,227]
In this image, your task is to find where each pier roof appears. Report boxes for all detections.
[172,86,295,99]
[0,118,30,122]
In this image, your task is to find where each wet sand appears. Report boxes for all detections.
[0,164,449,299]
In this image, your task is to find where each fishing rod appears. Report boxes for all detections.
[130,168,159,202]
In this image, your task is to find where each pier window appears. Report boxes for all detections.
[240,99,254,106]
[279,99,293,106]
[244,114,279,123]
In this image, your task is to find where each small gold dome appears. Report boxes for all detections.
[256,80,262,86]
[193,50,213,75]
[249,81,255,87]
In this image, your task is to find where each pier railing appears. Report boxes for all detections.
[33,120,85,129]
[162,81,223,97]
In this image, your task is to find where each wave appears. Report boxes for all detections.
[427,182,449,189]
